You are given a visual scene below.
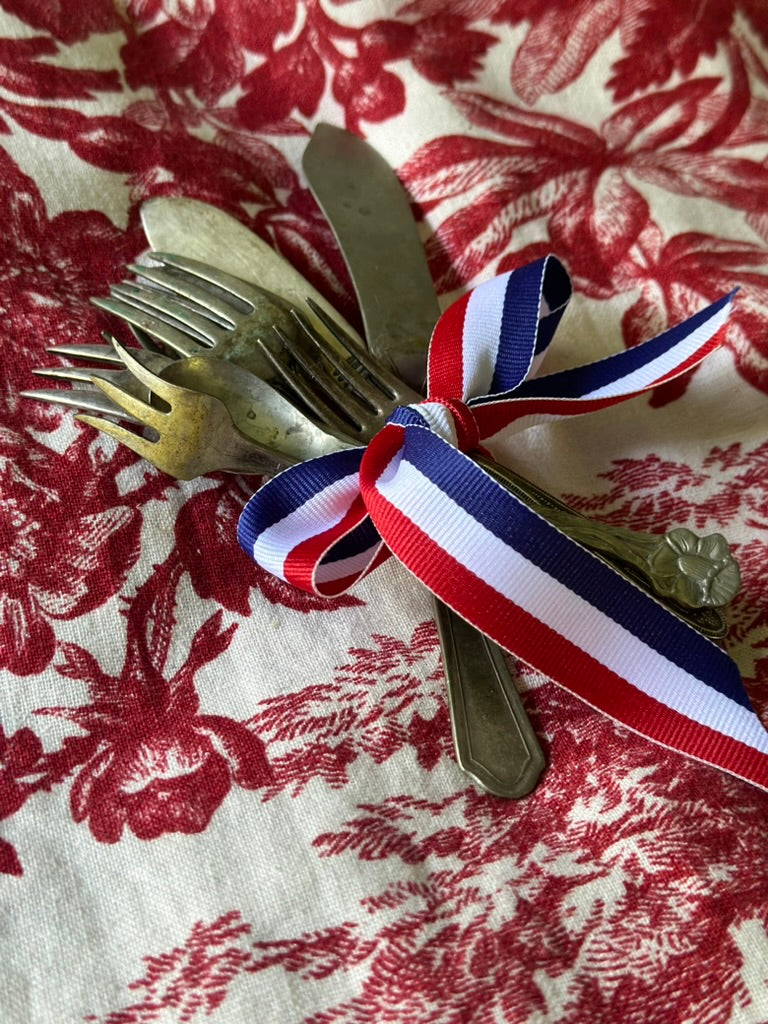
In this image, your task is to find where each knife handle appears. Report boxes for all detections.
[433,598,545,798]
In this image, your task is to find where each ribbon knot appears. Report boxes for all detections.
[238,257,768,794]
[418,397,481,453]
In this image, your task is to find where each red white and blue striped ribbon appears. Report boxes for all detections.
[239,256,768,792]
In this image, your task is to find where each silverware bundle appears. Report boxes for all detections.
[22,127,740,798]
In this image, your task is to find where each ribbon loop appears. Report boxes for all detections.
[237,258,768,793]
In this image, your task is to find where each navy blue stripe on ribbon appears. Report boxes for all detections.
[319,516,381,565]
[490,261,546,394]
[504,292,735,401]
[541,255,572,318]
[397,427,748,707]
[238,448,364,539]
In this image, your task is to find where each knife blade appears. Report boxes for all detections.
[303,124,546,798]
[302,125,437,392]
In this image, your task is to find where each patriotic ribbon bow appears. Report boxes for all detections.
[239,256,768,792]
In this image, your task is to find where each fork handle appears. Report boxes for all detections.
[474,456,729,640]
[435,599,545,797]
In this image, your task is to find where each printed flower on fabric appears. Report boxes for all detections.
[123,0,493,132]
[236,11,494,133]
[174,485,364,615]
[0,430,143,676]
[2,0,124,43]
[616,229,768,399]
[0,725,44,876]
[402,0,768,105]
[1,152,137,410]
[37,572,272,843]
[123,0,300,104]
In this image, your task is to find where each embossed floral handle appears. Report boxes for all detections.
[548,522,740,610]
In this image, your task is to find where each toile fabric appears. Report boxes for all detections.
[1,3,768,1024]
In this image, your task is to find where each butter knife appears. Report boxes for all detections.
[303,124,546,797]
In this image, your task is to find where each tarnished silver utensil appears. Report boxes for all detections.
[302,123,547,796]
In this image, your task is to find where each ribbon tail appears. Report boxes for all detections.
[361,424,768,792]
[472,291,737,443]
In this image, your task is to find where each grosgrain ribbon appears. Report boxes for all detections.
[239,256,768,792]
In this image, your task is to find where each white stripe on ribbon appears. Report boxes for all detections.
[461,274,511,396]
[250,471,362,581]
[582,296,733,398]
[411,403,459,446]
[374,455,768,753]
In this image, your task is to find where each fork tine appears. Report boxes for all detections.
[110,282,226,339]
[275,321,371,421]
[85,336,180,431]
[74,413,165,466]
[128,264,239,326]
[32,346,169,410]
[32,364,124,384]
[127,324,170,355]
[289,309,394,416]
[46,342,126,365]
[150,252,287,311]
[88,375,169,432]
[91,296,206,359]
[256,331,365,442]
[305,299,418,402]
[20,387,136,419]
[101,335,192,409]
[47,329,167,363]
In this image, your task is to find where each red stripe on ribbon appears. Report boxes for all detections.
[283,494,373,594]
[360,477,768,790]
[426,291,471,398]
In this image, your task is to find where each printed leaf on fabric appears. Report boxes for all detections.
[0,0,124,42]
[402,80,768,293]
[249,622,449,798]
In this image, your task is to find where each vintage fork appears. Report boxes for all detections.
[20,279,737,797]
[35,335,349,478]
[89,253,345,381]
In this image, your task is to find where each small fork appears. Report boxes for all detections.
[90,253,344,381]
[48,335,348,479]
[75,338,275,478]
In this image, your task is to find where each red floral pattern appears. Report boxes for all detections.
[36,559,272,843]
[2,1,768,1022]
[0,428,147,675]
